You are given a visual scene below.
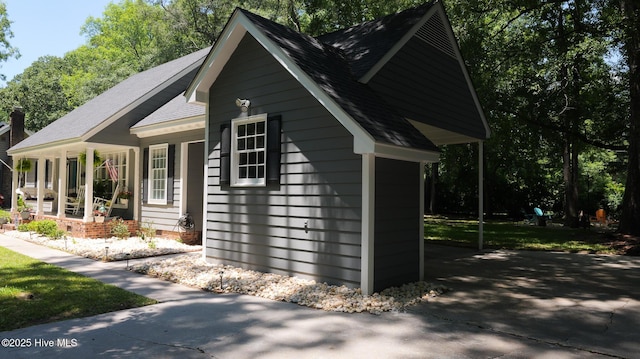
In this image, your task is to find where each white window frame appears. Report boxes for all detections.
[148,143,168,204]
[231,113,268,187]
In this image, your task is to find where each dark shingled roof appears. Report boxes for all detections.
[240,6,439,152]
[10,47,210,152]
[133,93,205,129]
[318,2,434,80]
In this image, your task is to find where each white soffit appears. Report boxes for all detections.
[408,120,480,146]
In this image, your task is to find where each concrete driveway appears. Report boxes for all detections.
[1,237,638,358]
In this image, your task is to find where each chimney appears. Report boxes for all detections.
[10,106,25,147]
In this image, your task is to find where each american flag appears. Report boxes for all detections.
[105,159,118,182]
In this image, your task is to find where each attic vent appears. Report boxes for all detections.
[415,12,456,59]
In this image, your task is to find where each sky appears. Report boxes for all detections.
[1,0,113,85]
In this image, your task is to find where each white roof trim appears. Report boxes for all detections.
[408,120,483,146]
[186,11,246,105]
[186,10,377,151]
[354,136,439,163]
[131,115,205,138]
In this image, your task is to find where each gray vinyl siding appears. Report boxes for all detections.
[374,158,421,291]
[140,129,202,231]
[206,35,362,287]
[368,36,486,139]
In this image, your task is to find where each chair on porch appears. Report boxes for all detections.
[92,184,120,218]
[65,185,85,215]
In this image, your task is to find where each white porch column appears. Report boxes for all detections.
[133,147,140,221]
[478,141,484,251]
[36,156,46,215]
[361,154,375,295]
[83,148,95,222]
[11,161,19,212]
[419,161,426,281]
[180,142,188,217]
[57,151,67,218]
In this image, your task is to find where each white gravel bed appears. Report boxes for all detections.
[131,253,449,314]
[7,230,200,261]
[6,230,449,314]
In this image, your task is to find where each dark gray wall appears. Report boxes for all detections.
[206,34,363,287]
[368,36,486,140]
[374,157,421,291]
[140,129,203,231]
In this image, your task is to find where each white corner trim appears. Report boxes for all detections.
[361,154,375,295]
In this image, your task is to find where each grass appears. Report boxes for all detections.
[0,247,157,332]
[424,217,618,254]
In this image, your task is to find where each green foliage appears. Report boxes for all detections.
[0,209,11,222]
[0,1,19,80]
[17,219,65,240]
[109,218,131,239]
[137,220,156,240]
[16,195,30,213]
[0,246,156,331]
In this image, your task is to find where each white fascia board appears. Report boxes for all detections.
[240,14,377,150]
[8,138,83,157]
[434,3,491,139]
[354,137,439,163]
[131,116,205,138]
[186,11,247,105]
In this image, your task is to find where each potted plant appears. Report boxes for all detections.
[16,196,32,220]
[79,150,103,168]
[15,158,32,188]
[118,191,132,206]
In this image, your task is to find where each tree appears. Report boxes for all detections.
[0,1,18,81]
[617,0,640,235]
[1,56,73,130]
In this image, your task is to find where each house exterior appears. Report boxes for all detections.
[8,1,488,293]
[186,2,489,293]
[7,48,209,237]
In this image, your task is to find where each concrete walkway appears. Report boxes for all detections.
[1,234,638,358]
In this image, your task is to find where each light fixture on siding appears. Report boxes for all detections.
[236,98,251,112]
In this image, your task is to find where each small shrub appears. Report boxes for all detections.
[109,218,130,239]
[0,209,11,223]
[17,219,65,239]
[147,238,157,249]
[137,221,156,240]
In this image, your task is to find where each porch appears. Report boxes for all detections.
[11,146,140,226]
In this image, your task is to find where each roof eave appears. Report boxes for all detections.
[131,115,205,138]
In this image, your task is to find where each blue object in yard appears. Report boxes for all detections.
[533,207,546,226]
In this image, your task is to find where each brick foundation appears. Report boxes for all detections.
[32,215,139,239]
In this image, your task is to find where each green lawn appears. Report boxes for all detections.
[0,247,157,332]
[424,217,617,254]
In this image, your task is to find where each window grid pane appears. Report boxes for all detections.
[150,146,167,201]
[234,117,266,183]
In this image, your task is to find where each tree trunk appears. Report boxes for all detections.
[619,0,640,235]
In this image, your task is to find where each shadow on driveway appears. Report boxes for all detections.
[415,243,640,358]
